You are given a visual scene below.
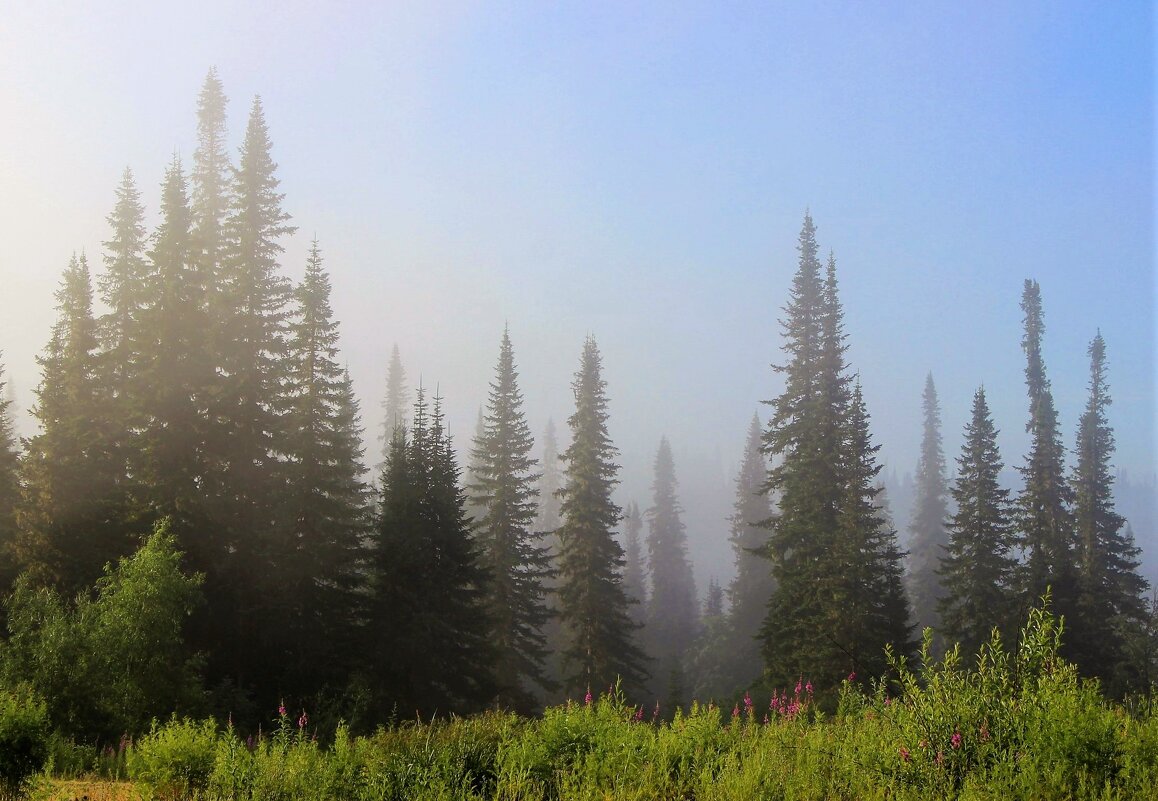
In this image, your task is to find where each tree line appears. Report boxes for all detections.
[0,71,1152,743]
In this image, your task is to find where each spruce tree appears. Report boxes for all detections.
[378,343,408,466]
[644,436,699,705]
[18,255,127,592]
[0,357,20,595]
[468,328,555,709]
[1070,333,1148,689]
[190,67,231,288]
[905,373,950,636]
[369,388,495,716]
[555,336,647,696]
[937,387,1018,657]
[278,241,371,697]
[722,412,774,690]
[621,500,647,625]
[1016,280,1077,618]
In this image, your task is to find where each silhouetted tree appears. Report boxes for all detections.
[621,501,647,626]
[905,373,950,636]
[378,343,408,467]
[0,358,20,596]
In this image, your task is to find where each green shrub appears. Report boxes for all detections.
[127,716,218,799]
[0,687,49,799]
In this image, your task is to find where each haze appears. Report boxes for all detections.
[0,1,1153,589]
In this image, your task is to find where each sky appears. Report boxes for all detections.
[0,1,1154,589]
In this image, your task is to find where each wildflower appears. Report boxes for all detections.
[951,732,962,749]
[805,681,813,695]
[743,692,753,712]
[278,701,287,718]
[652,700,661,722]
[732,704,740,718]
[884,697,892,707]
[762,713,769,725]
[900,746,911,762]
[795,679,802,695]
[585,688,593,706]
[298,711,309,729]
[847,672,856,682]
[634,706,644,722]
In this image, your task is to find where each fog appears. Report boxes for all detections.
[1,2,1154,593]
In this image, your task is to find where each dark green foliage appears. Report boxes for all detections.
[0,360,19,597]
[555,337,647,697]
[905,373,950,636]
[621,500,647,626]
[277,241,371,697]
[1016,280,1078,620]
[0,521,204,742]
[644,436,699,705]
[468,328,555,710]
[1070,333,1149,690]
[368,389,496,717]
[761,217,913,689]
[17,255,128,593]
[0,687,49,799]
[937,388,1018,657]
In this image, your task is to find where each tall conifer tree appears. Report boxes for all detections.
[468,328,554,709]
[905,373,950,635]
[1070,333,1148,688]
[0,358,20,595]
[644,436,699,705]
[278,241,371,696]
[18,255,126,592]
[378,343,408,466]
[1016,280,1077,629]
[556,337,647,696]
[621,501,647,625]
[937,387,1018,657]
[369,389,495,716]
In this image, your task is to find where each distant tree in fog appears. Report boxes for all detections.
[378,343,409,465]
[0,358,20,595]
[905,373,950,637]
[622,500,647,625]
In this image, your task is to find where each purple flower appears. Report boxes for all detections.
[634,706,644,722]
[951,732,962,749]
[847,672,856,682]
[743,692,753,711]
[278,702,287,718]
[805,681,813,695]
[900,746,911,762]
[732,704,740,718]
[298,711,308,729]
[584,688,593,706]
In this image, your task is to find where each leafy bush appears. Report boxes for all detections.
[127,717,217,799]
[0,687,49,799]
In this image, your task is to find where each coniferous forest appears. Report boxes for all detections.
[0,71,1156,799]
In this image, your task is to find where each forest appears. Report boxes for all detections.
[0,71,1155,799]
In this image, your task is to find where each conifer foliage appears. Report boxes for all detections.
[0,359,20,594]
[937,387,1018,657]
[905,373,950,635]
[621,501,647,626]
[644,436,699,704]
[468,328,554,710]
[555,337,647,696]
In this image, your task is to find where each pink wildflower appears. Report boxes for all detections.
[847,672,856,682]
[762,713,769,725]
[585,688,593,706]
[278,702,287,718]
[743,692,753,712]
[805,681,813,695]
[951,732,962,749]
[732,704,740,718]
[634,706,644,722]
[900,746,911,762]
[795,679,802,695]
[298,711,308,729]
[652,700,661,722]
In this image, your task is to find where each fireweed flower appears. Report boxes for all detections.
[900,746,911,762]
[634,706,644,722]
[585,688,593,706]
[805,681,813,695]
[847,672,856,682]
[278,702,287,718]
[743,692,753,712]
[298,711,309,729]
[795,679,802,695]
[732,704,740,718]
[951,732,962,749]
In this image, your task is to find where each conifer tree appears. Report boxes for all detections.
[0,357,20,595]
[644,436,699,704]
[533,418,564,545]
[761,217,912,688]
[278,241,371,696]
[1016,280,1077,618]
[1070,333,1148,688]
[621,500,647,625]
[378,343,408,465]
[905,373,950,635]
[938,387,1018,657]
[555,337,647,696]
[468,328,554,709]
[190,67,231,287]
[18,255,127,592]
[369,388,495,716]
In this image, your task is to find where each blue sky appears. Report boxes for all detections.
[0,1,1153,585]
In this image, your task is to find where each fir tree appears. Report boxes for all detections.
[378,343,408,465]
[369,388,495,716]
[722,412,774,690]
[1070,333,1148,689]
[278,241,371,697]
[644,436,699,705]
[1016,280,1077,618]
[555,337,647,696]
[0,357,20,595]
[468,328,555,710]
[937,387,1018,657]
[905,373,950,636]
[18,255,127,592]
[190,67,231,287]
[621,500,647,625]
